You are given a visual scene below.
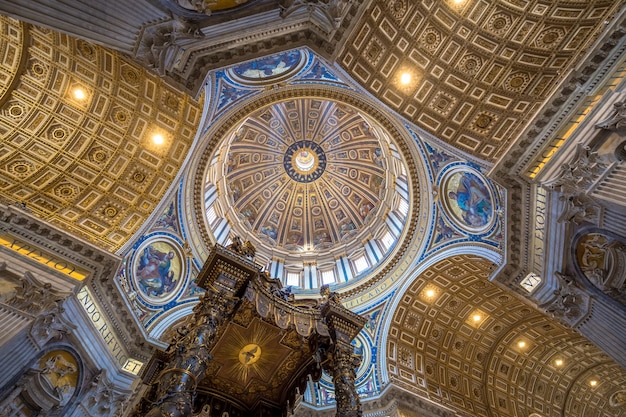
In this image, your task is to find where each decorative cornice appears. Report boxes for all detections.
[133,0,368,94]
[0,203,119,282]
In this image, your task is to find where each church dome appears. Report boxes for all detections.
[201,94,415,293]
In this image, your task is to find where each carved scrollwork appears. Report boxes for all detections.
[545,144,610,195]
[543,272,590,327]
[6,278,61,315]
[137,17,204,76]
[81,370,128,417]
[29,300,75,348]
[541,143,612,225]
[279,0,352,30]
[556,193,598,225]
[596,100,626,131]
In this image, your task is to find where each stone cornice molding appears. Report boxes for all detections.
[294,384,460,417]
[0,203,119,288]
[133,0,367,94]
[0,203,152,360]
[491,174,526,290]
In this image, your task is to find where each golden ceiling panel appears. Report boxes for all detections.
[387,255,626,417]
[0,17,24,106]
[202,316,313,408]
[339,0,622,162]
[0,24,203,251]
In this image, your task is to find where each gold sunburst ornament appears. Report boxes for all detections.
[210,319,292,385]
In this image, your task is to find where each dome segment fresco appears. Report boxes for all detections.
[204,97,412,291]
[225,99,390,252]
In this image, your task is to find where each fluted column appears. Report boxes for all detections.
[0,0,168,53]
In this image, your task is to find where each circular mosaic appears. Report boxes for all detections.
[441,168,494,232]
[283,140,327,183]
[229,50,305,84]
[133,239,184,303]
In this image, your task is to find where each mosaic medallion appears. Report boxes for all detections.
[442,168,494,232]
[230,50,305,84]
[133,239,184,303]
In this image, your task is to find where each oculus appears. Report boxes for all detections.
[283,140,327,183]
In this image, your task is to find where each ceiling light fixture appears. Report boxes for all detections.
[400,72,412,85]
[73,88,86,100]
[554,359,563,367]
[152,133,165,145]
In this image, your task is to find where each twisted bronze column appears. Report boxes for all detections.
[142,289,238,417]
[323,344,362,417]
[320,285,367,417]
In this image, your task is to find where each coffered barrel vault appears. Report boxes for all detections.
[339,0,622,161]
[0,16,203,251]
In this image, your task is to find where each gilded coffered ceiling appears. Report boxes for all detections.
[386,255,626,417]
[339,0,622,162]
[0,17,203,251]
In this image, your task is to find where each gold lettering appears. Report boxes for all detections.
[0,233,88,280]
